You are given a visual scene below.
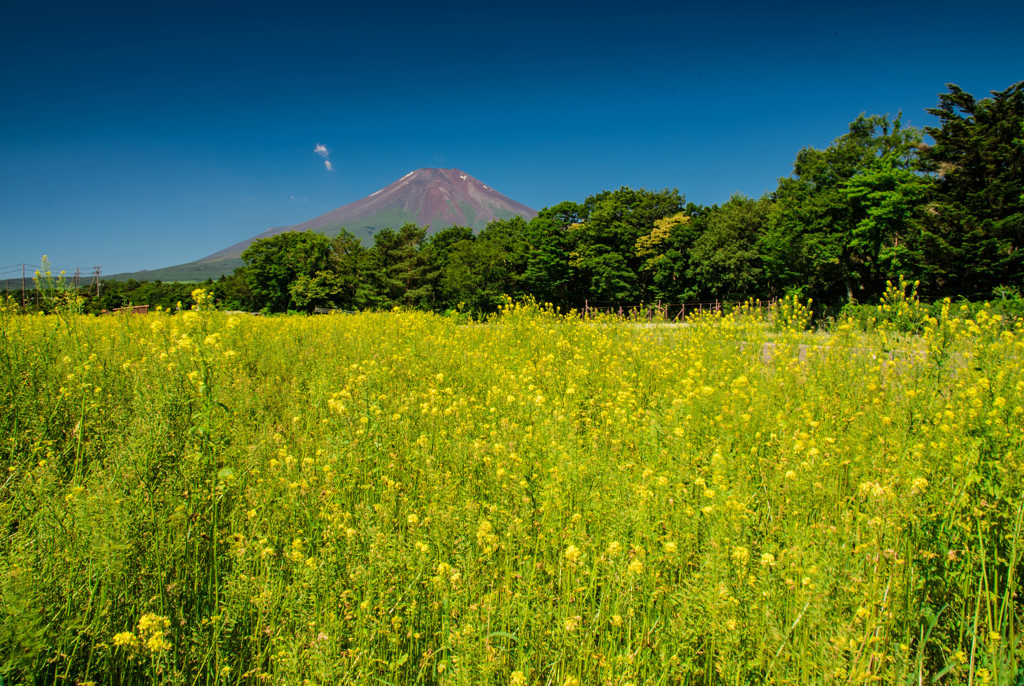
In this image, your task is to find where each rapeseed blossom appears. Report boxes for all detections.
[4,296,1022,684]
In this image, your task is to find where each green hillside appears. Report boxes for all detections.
[106,257,243,283]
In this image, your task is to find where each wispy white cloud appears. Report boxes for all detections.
[314,143,333,172]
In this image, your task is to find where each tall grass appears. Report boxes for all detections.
[1,292,1022,684]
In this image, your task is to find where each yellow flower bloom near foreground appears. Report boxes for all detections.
[1,296,1022,684]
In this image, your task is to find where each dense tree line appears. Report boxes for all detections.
[222,80,1015,315]
[12,81,1017,316]
[3,278,207,315]
[215,82,1021,314]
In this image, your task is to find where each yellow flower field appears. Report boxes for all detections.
[1,294,1022,684]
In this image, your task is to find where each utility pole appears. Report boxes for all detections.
[93,266,101,298]
[21,263,26,309]
[73,268,81,288]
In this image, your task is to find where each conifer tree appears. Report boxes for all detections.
[921,81,1024,296]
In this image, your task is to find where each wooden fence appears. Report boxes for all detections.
[581,299,779,321]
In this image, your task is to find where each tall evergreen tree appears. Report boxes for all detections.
[366,224,433,308]
[921,81,1024,296]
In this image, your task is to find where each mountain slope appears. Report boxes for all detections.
[110,169,536,282]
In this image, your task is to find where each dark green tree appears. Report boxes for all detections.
[426,226,475,309]
[687,194,772,300]
[216,271,255,311]
[240,231,333,312]
[521,202,582,305]
[840,147,931,289]
[561,188,687,305]
[327,228,372,309]
[635,204,704,302]
[366,224,433,308]
[477,216,529,299]
[289,271,344,312]
[920,81,1024,296]
[428,225,475,264]
[764,114,926,302]
[437,217,529,312]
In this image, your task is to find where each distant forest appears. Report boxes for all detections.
[8,81,1023,316]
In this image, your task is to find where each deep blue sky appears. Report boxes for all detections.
[2,0,1022,277]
